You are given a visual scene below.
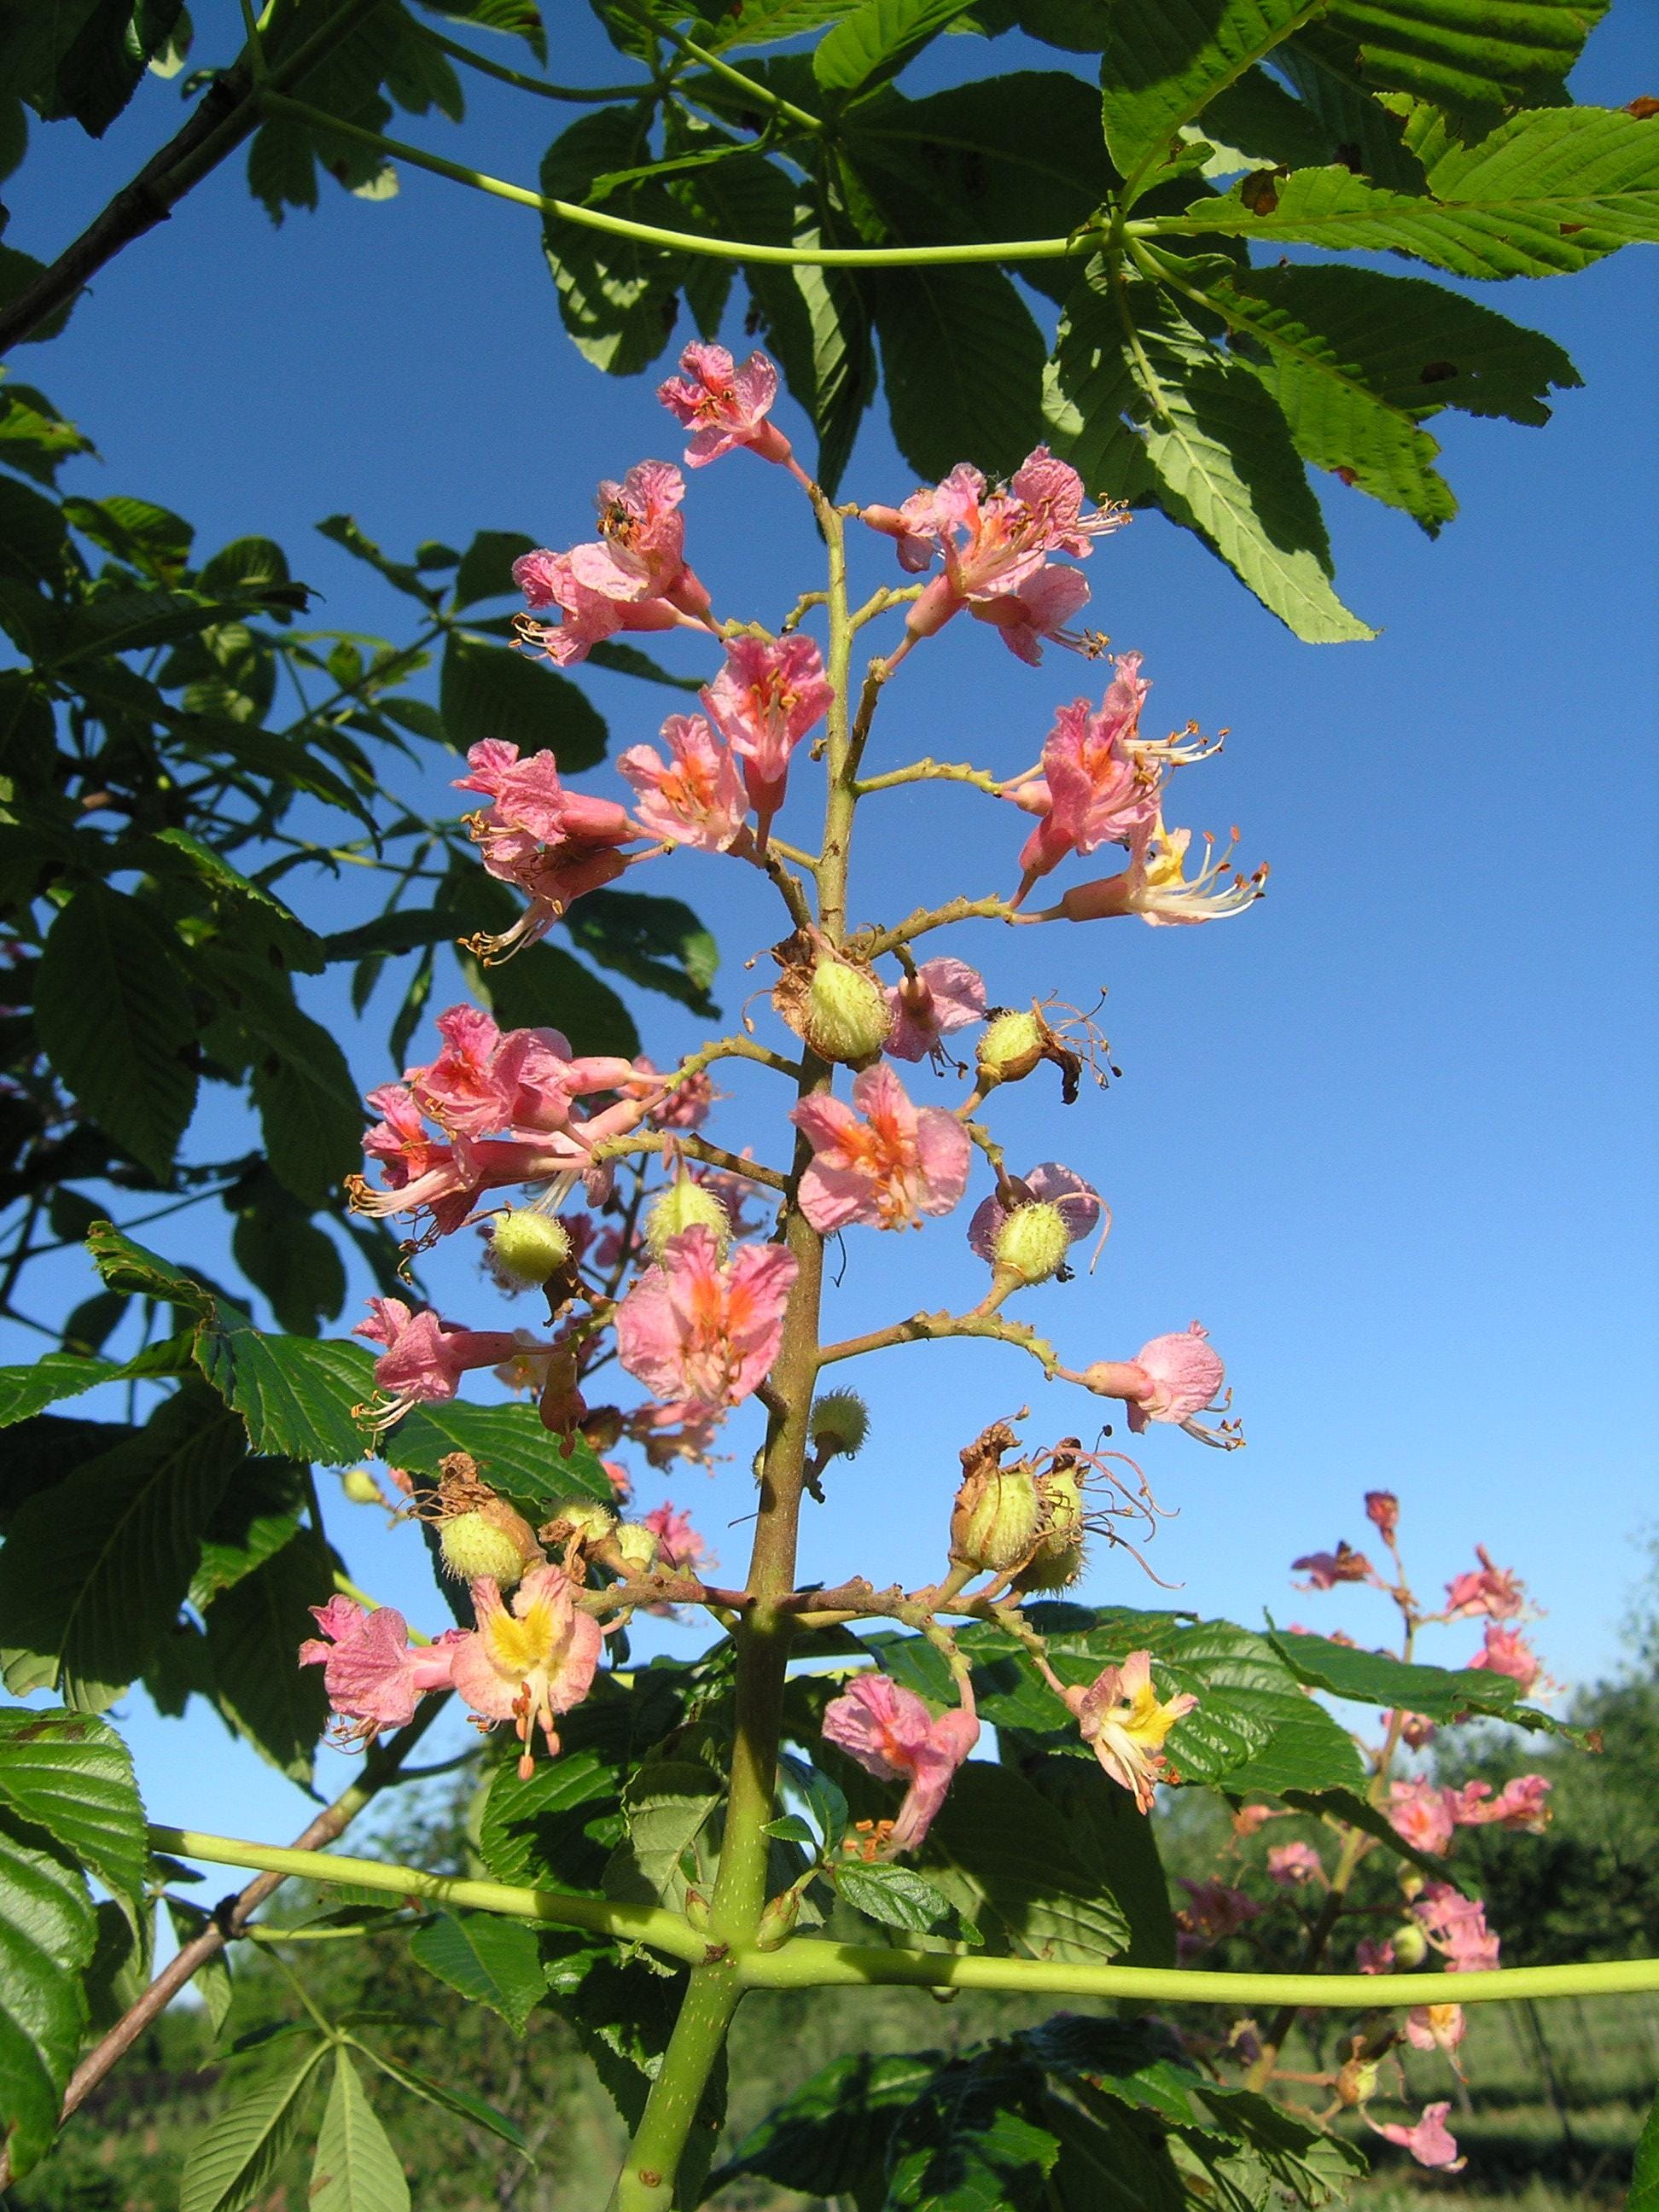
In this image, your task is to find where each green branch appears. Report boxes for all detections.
[148,1826,709,1967]
[419,26,647,104]
[254,93,1100,268]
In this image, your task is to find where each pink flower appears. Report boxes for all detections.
[1406,2003,1467,2058]
[1414,1883,1500,1972]
[821,1674,979,1857]
[1007,661,1161,902]
[1388,1778,1457,1857]
[1266,1840,1325,1887]
[641,1501,708,1574]
[1176,1878,1260,1956]
[449,1565,603,1779]
[511,547,688,668]
[1036,817,1266,927]
[1450,1774,1552,1832]
[637,1059,716,1131]
[657,343,791,468]
[1292,1541,1377,1592]
[1356,1937,1396,1975]
[453,742,639,951]
[566,459,711,619]
[701,634,833,836]
[1365,1490,1400,1541]
[1062,1650,1197,1814]
[619,713,749,852]
[864,447,1125,661]
[1078,1324,1235,1447]
[1391,1709,1439,1750]
[299,1597,458,1748]
[616,1225,797,1409]
[408,1004,515,1138]
[790,1063,972,1232]
[885,957,987,1066]
[1365,2102,1466,2172]
[1468,1621,1541,1695]
[354,1298,547,1432]
[1444,1545,1526,1620]
[967,1161,1101,1264]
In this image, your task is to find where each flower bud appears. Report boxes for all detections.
[439,1499,542,1587]
[755,1887,801,1951]
[992,1201,1072,1287]
[340,1467,384,1506]
[490,1209,572,1286]
[645,1179,731,1260]
[810,1388,870,1460]
[612,1521,660,1574]
[684,1887,711,1930]
[1391,1919,1429,1969]
[952,1462,1041,1573]
[976,1008,1045,1086]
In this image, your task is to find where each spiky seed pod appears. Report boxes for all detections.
[1391,1921,1429,1969]
[340,1468,385,1505]
[992,1201,1072,1286]
[1010,1466,1089,1592]
[491,1210,572,1286]
[645,1179,731,1260]
[612,1522,660,1574]
[1010,1534,1087,1593]
[809,1388,870,1459]
[539,1499,616,1549]
[438,1499,543,1587]
[774,937,894,1067]
[976,1008,1046,1086]
[951,1461,1042,1573]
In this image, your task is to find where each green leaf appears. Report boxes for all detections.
[583,638,704,690]
[178,2035,329,2212]
[835,1859,969,1938]
[201,1532,335,1783]
[164,1898,235,2036]
[310,2051,410,2212]
[0,1803,95,2179]
[1272,27,1429,193]
[1322,0,1609,119]
[1266,1624,1575,1737]
[812,0,979,96]
[197,534,294,598]
[1017,1754,1177,1967]
[761,1813,816,1844]
[0,1388,245,1710]
[315,515,434,602]
[539,107,686,377]
[386,1397,616,1514]
[145,828,324,972]
[192,1327,378,1465]
[85,1222,213,1312]
[1099,0,1326,200]
[922,1761,1132,1963]
[602,1760,719,1912]
[451,529,537,609]
[886,2061,1062,2210]
[473,939,638,1057]
[34,882,198,1178]
[232,1202,347,1337]
[439,632,608,771]
[479,1744,627,1896]
[711,0,864,48]
[349,2042,531,2159]
[870,264,1047,481]
[0,1353,120,1428]
[1046,275,1376,640]
[1165,106,1659,277]
[408,1910,547,2034]
[562,887,718,1016]
[0,1708,148,1923]
[709,2050,941,2205]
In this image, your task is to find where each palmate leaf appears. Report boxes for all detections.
[470,939,639,1059]
[0,1810,95,2179]
[1266,1623,1583,1738]
[408,1911,547,2035]
[387,1397,617,1514]
[0,1353,119,1427]
[1045,272,1375,640]
[34,881,198,1179]
[709,2050,941,2208]
[563,887,719,1016]
[1099,0,1330,200]
[812,0,981,97]
[1322,0,1610,120]
[1162,104,1659,276]
[710,0,864,47]
[886,2067,1062,2211]
[1271,26,1431,191]
[1633,2084,1659,2212]
[0,1388,246,1711]
[602,1759,720,1912]
[310,2052,410,2212]
[922,1761,1132,1963]
[0,1708,148,1921]
[540,106,686,377]
[439,633,608,771]
[201,1532,335,1783]
[178,2033,329,2212]
[835,1860,971,1940]
[870,264,1047,483]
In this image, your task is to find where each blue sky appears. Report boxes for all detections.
[3,5,1656,1868]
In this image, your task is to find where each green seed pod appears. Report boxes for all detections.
[340,1467,384,1506]
[645,1179,731,1260]
[976,1008,1045,1086]
[491,1210,572,1286]
[1010,1534,1087,1593]
[1010,1466,1089,1592]
[951,1461,1041,1572]
[992,1201,1072,1286]
[612,1522,660,1574]
[541,1499,616,1548]
[1391,1920,1429,1970]
[809,1388,870,1460]
[439,1500,542,1587]
[802,953,893,1065]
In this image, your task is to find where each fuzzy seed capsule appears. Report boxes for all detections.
[340,1468,384,1506]
[646,1179,731,1260]
[976,1009,1045,1086]
[992,1201,1072,1286]
[809,1389,870,1459]
[541,1499,616,1548]
[952,1462,1041,1573]
[1010,1535,1086,1593]
[1010,1467,1088,1592]
[1391,1920,1429,1969]
[439,1500,542,1587]
[491,1210,572,1286]
[612,1522,660,1574]
[803,953,893,1066]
